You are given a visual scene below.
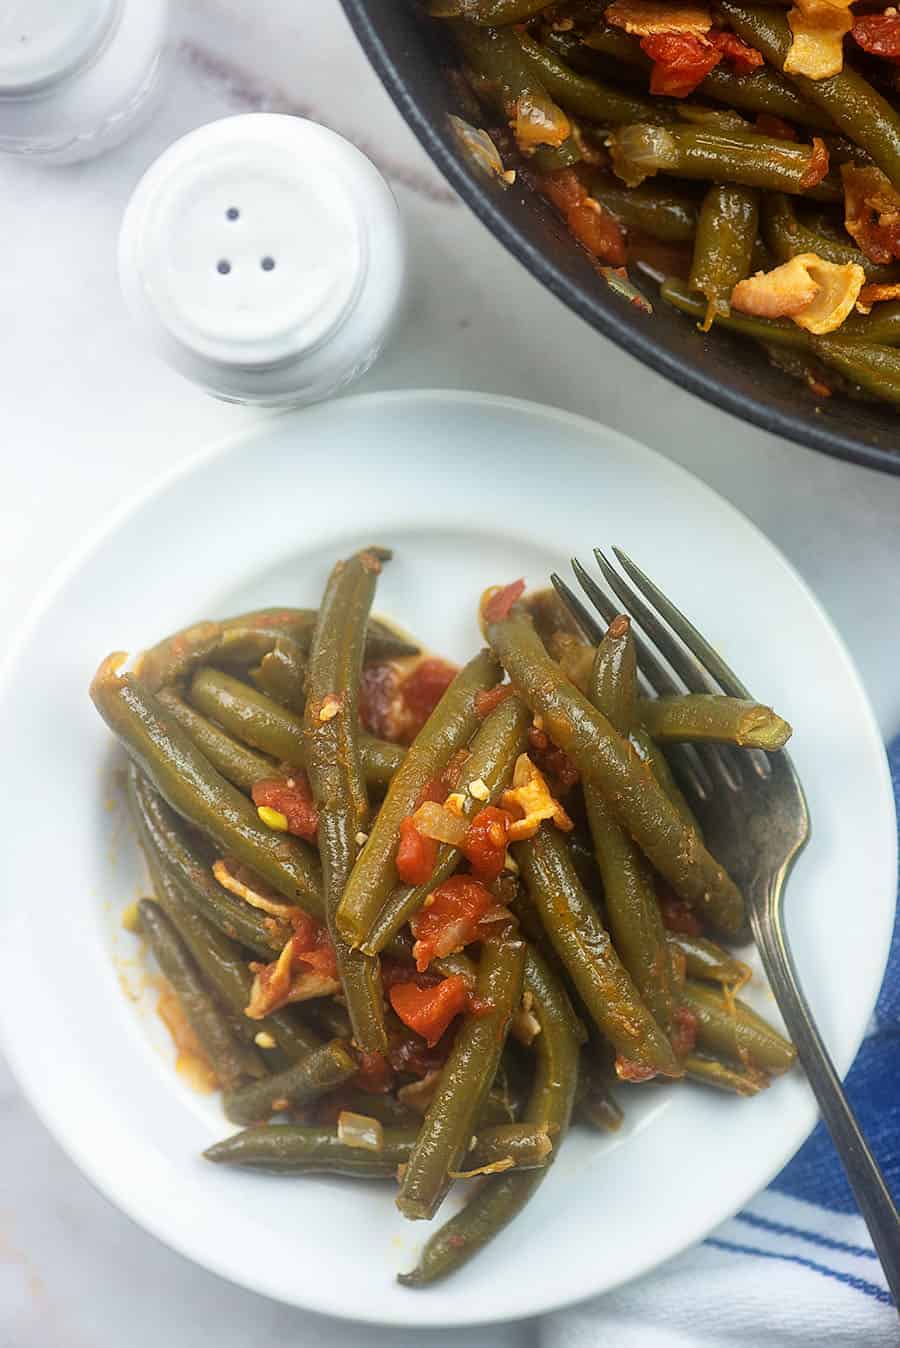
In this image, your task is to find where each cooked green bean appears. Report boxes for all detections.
[684,980,796,1075]
[608,123,838,198]
[223,1040,359,1124]
[485,601,744,933]
[762,194,900,285]
[188,667,403,791]
[364,694,532,954]
[251,636,306,712]
[157,687,276,792]
[516,30,676,127]
[842,302,900,345]
[429,0,551,23]
[588,174,699,243]
[130,768,289,957]
[92,660,324,913]
[396,933,526,1220]
[690,185,759,330]
[639,694,792,749]
[662,274,811,350]
[719,0,900,188]
[336,649,500,947]
[204,1119,550,1174]
[516,826,680,1077]
[138,899,265,1090]
[127,767,319,1065]
[303,548,389,1054]
[670,934,752,987]
[454,23,575,152]
[809,336,900,406]
[399,946,578,1285]
[137,607,416,691]
[685,1053,770,1096]
[576,1053,625,1132]
[584,617,677,1038]
[631,726,703,837]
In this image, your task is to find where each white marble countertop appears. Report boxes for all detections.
[2,2,899,1344]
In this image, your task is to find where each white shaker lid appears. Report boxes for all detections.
[119,114,371,384]
[0,0,118,93]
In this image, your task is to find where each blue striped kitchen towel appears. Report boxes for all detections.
[540,738,900,1348]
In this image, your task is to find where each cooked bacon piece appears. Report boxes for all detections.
[731,253,864,333]
[605,0,711,36]
[857,281,900,312]
[708,29,764,73]
[784,0,854,80]
[852,12,900,61]
[799,137,829,191]
[500,753,574,841]
[534,170,627,265]
[842,163,900,266]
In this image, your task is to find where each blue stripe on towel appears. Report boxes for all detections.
[734,1211,878,1261]
[704,1238,893,1305]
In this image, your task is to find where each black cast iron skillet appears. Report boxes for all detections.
[341,0,900,475]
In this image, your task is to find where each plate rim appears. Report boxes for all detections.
[0,388,895,1327]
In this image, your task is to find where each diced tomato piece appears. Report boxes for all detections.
[708,29,763,74]
[482,579,527,625]
[641,32,721,98]
[389,975,469,1047]
[460,806,513,883]
[396,815,439,886]
[290,911,338,978]
[657,887,703,937]
[670,1005,699,1058]
[410,874,496,972]
[475,683,515,718]
[852,13,900,61]
[353,1050,394,1094]
[400,659,458,735]
[251,774,318,839]
[416,776,448,808]
[535,170,627,265]
[527,725,580,793]
[755,112,797,141]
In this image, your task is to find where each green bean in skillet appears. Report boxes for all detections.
[661,274,812,349]
[808,336,900,406]
[303,547,390,1054]
[136,608,416,692]
[428,0,551,23]
[718,0,900,189]
[130,767,290,957]
[364,694,532,955]
[684,979,797,1076]
[638,694,792,750]
[515,30,678,128]
[608,122,837,198]
[187,667,404,792]
[128,768,320,1066]
[689,185,759,331]
[92,659,324,913]
[587,175,700,244]
[584,618,677,1040]
[841,302,900,345]
[205,1120,551,1175]
[452,23,575,150]
[516,825,681,1078]
[484,597,745,934]
[223,1039,359,1124]
[399,945,578,1285]
[336,649,501,948]
[670,934,752,988]
[396,931,526,1220]
[763,194,900,286]
[138,899,265,1090]
[685,1053,769,1096]
[157,687,276,794]
[250,636,307,712]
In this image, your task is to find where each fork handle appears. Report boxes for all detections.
[749,885,900,1307]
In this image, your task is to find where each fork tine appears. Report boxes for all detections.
[612,548,752,699]
[593,550,716,696]
[550,573,604,644]
[571,557,680,697]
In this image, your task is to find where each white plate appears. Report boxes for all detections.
[0,391,894,1328]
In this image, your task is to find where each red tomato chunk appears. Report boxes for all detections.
[290,911,338,978]
[410,874,496,972]
[396,815,439,886]
[853,13,900,60]
[389,975,470,1047]
[251,774,318,839]
[460,806,512,882]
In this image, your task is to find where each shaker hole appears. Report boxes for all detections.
[226,207,240,221]
[217,259,232,275]
[261,256,276,271]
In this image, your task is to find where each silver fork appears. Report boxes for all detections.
[552,546,900,1303]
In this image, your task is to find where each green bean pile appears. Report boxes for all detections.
[94,552,796,1286]
[431,0,900,407]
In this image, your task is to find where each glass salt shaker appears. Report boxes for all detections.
[117,113,407,407]
[0,0,168,164]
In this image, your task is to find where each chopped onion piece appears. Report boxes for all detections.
[337,1111,384,1152]
[412,800,469,846]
